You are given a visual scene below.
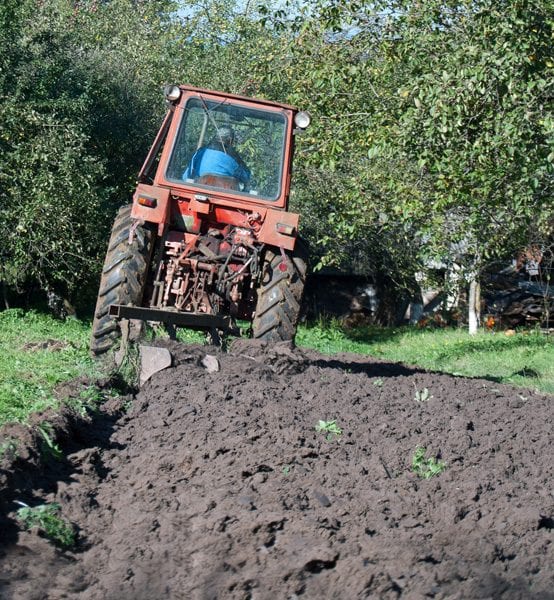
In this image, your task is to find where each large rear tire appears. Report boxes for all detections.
[252,238,309,342]
[90,205,153,357]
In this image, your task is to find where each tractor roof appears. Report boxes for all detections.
[178,85,297,112]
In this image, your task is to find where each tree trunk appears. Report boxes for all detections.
[1,282,9,310]
[468,277,481,335]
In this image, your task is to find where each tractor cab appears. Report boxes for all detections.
[139,85,310,211]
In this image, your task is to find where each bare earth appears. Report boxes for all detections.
[0,339,553,599]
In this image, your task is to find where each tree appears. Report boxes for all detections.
[261,0,554,326]
[0,0,182,307]
[372,0,553,330]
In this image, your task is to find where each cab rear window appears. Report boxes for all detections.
[165,97,287,201]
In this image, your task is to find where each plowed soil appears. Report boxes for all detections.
[0,340,553,599]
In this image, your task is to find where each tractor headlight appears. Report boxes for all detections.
[294,111,311,129]
[164,84,181,103]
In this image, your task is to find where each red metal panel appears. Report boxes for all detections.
[132,184,170,224]
[189,197,210,214]
[257,209,299,251]
[212,206,261,229]
[176,85,297,112]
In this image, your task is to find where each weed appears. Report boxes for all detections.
[0,438,18,461]
[282,465,291,476]
[316,419,343,441]
[64,386,103,416]
[115,342,141,390]
[412,446,446,479]
[37,423,63,461]
[16,502,76,549]
[80,386,103,404]
[414,387,432,402]
[121,396,134,413]
[373,378,384,387]
[63,395,88,417]
[78,386,108,411]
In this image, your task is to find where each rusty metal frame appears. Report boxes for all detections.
[109,304,238,333]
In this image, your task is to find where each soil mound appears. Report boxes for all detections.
[0,341,552,599]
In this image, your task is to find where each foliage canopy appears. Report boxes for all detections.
[0,0,551,318]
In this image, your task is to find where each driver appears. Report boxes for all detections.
[183,125,251,189]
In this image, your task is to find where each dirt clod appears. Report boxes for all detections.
[0,340,553,599]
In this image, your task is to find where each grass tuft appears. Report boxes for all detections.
[37,422,63,461]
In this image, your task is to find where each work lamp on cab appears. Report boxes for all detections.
[294,111,311,129]
[164,84,181,103]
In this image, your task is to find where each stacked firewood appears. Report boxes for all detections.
[485,272,554,328]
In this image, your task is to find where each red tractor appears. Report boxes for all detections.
[90,85,310,356]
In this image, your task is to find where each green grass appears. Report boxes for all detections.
[297,319,554,394]
[0,309,99,425]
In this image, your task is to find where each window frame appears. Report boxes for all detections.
[157,91,292,207]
